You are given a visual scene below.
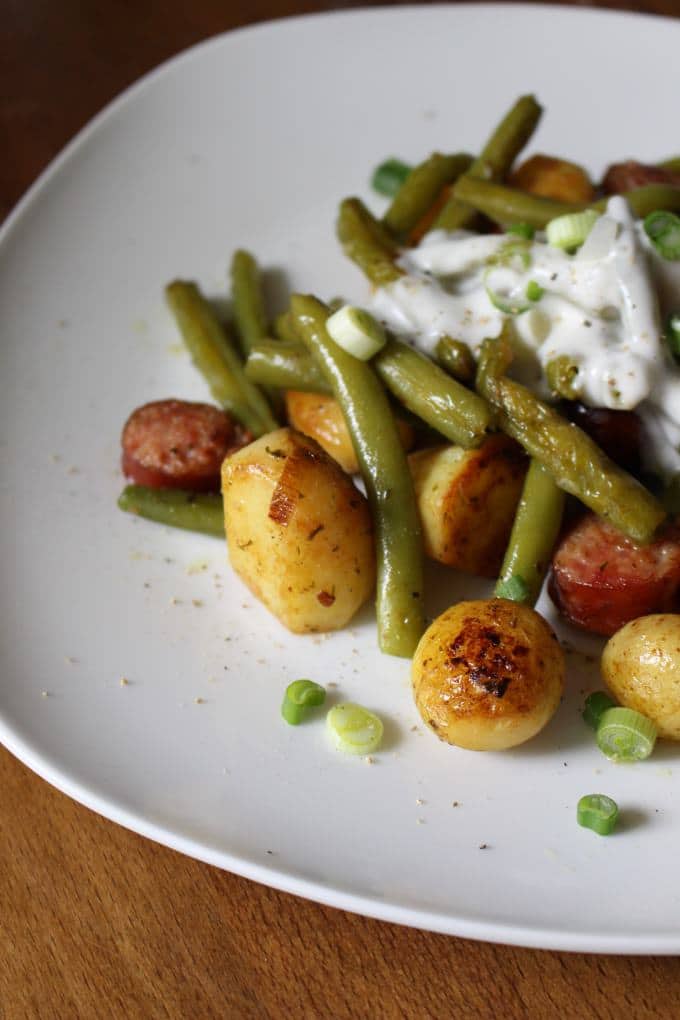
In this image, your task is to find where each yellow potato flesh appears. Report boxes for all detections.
[222,427,374,633]
[602,614,680,740]
[412,599,564,750]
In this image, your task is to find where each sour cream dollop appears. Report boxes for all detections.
[369,196,680,479]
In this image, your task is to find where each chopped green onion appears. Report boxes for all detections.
[494,574,530,602]
[371,158,412,198]
[506,222,535,240]
[326,305,387,361]
[596,706,658,762]
[326,702,384,755]
[643,210,680,260]
[526,280,544,302]
[665,312,680,360]
[281,679,326,726]
[577,794,619,836]
[546,209,600,250]
[583,691,617,730]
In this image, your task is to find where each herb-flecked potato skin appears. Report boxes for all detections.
[221,427,374,633]
[285,390,415,474]
[408,436,527,578]
[412,599,564,750]
[602,614,680,740]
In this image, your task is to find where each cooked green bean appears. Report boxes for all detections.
[476,334,666,543]
[166,281,278,437]
[245,340,330,393]
[337,198,403,286]
[230,249,269,357]
[290,293,425,657]
[273,310,300,345]
[659,157,680,174]
[383,152,473,240]
[495,460,564,606]
[454,176,680,229]
[118,485,224,537]
[435,336,476,384]
[545,356,580,400]
[373,338,493,448]
[453,176,579,228]
[434,94,542,231]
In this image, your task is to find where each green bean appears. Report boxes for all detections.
[434,94,542,231]
[545,356,580,400]
[290,293,425,657]
[453,176,578,228]
[383,152,473,240]
[494,460,564,607]
[373,338,494,448]
[659,156,680,174]
[245,340,330,394]
[230,249,269,357]
[476,334,666,543]
[166,281,278,437]
[273,310,300,344]
[118,485,224,537]
[336,198,403,286]
[454,176,680,229]
[435,336,476,384]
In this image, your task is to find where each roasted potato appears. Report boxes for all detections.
[408,436,527,578]
[602,614,680,740]
[222,427,374,633]
[508,154,595,204]
[412,599,564,750]
[285,390,415,474]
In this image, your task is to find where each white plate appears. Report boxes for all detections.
[1,4,679,953]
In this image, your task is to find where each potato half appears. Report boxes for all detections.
[222,427,374,633]
[412,599,564,750]
[602,614,680,740]
[408,436,527,578]
[285,390,414,474]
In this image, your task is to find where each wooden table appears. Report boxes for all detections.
[3,3,680,1016]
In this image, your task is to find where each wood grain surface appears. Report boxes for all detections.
[3,2,680,1018]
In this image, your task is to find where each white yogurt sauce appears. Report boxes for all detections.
[370,196,680,480]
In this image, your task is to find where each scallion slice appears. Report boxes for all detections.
[665,312,680,360]
[494,575,530,603]
[583,691,617,730]
[596,706,657,762]
[326,702,384,755]
[526,280,544,302]
[326,305,387,361]
[506,222,535,240]
[546,210,600,250]
[577,794,619,836]
[371,158,412,198]
[643,210,680,260]
[281,679,326,726]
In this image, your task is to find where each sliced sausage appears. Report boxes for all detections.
[548,512,680,636]
[601,160,680,195]
[121,399,251,491]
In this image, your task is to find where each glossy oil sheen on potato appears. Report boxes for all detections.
[412,599,564,750]
[221,427,374,633]
[602,614,680,740]
[408,436,527,578]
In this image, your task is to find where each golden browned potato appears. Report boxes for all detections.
[408,436,527,578]
[222,427,374,633]
[412,599,564,750]
[602,614,680,740]
[285,390,414,474]
[508,154,595,204]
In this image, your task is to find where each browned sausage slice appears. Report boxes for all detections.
[548,513,680,636]
[601,160,680,195]
[121,399,251,491]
